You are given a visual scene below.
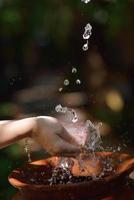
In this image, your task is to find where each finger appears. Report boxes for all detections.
[57,127,79,146]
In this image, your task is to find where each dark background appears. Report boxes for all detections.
[0,0,134,199]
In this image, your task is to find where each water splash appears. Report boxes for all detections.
[84,120,103,151]
[50,158,74,185]
[24,138,32,163]
[55,104,78,123]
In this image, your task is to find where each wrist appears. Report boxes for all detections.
[31,116,47,138]
[24,117,37,138]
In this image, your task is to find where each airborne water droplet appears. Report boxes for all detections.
[76,79,81,85]
[129,171,134,180]
[81,0,91,3]
[59,88,63,92]
[83,24,92,40]
[83,32,91,40]
[82,41,88,51]
[55,104,62,112]
[72,67,77,74]
[55,105,78,123]
[64,79,70,86]
[85,23,92,31]
[72,116,78,123]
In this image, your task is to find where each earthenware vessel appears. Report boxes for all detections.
[9,152,134,200]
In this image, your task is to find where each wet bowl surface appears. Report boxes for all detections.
[9,152,134,200]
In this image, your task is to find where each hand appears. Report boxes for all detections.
[33,116,80,156]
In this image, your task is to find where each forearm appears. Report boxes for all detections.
[0,117,36,149]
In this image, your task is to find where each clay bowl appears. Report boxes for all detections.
[9,152,134,200]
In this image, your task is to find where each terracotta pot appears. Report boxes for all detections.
[9,152,134,200]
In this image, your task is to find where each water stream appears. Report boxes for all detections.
[24,138,32,163]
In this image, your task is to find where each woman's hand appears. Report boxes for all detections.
[33,116,80,156]
[0,116,80,156]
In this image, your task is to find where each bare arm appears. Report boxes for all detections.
[0,117,80,155]
[0,118,36,149]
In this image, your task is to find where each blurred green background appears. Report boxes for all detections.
[0,0,134,199]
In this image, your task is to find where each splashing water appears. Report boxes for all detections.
[24,138,32,163]
[50,158,74,185]
[84,120,103,152]
[75,120,103,179]
[55,104,78,123]
[81,0,91,3]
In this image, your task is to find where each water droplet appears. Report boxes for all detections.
[55,105,78,123]
[64,79,70,86]
[82,23,92,50]
[62,107,68,113]
[72,67,77,74]
[59,88,63,92]
[83,24,92,39]
[72,116,78,123]
[83,32,91,40]
[76,79,81,85]
[85,23,92,31]
[82,41,88,51]
[81,0,91,3]
[55,104,63,112]
[129,171,134,180]
[30,178,35,183]
[117,146,121,151]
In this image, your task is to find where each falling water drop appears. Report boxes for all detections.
[83,32,91,40]
[76,79,81,85]
[72,67,77,74]
[83,24,92,40]
[72,116,78,123]
[55,104,63,112]
[117,146,121,151]
[85,23,92,31]
[59,88,63,92]
[81,0,91,3]
[129,171,134,180]
[82,41,88,51]
[64,79,70,86]
[82,23,92,51]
